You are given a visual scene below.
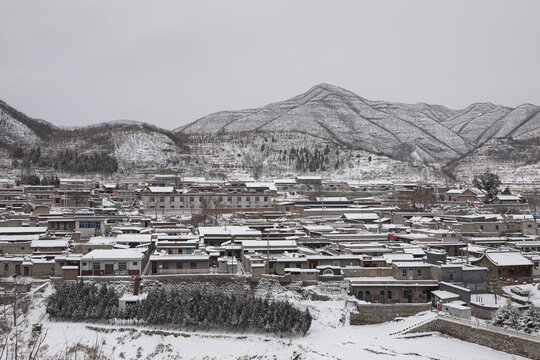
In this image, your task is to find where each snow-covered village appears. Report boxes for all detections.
[2,1,540,359]
[0,173,539,359]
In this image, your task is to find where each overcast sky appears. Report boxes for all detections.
[1,0,539,129]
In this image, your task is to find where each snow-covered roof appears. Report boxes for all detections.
[148,186,174,193]
[114,234,153,243]
[31,240,68,248]
[0,227,48,234]
[273,178,296,184]
[392,261,432,268]
[485,251,533,266]
[81,249,145,261]
[245,182,277,191]
[240,240,297,249]
[342,213,379,221]
[495,194,523,201]
[315,197,349,202]
[198,226,261,237]
[403,248,426,256]
[431,290,461,300]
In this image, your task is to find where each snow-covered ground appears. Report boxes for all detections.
[503,284,540,307]
[7,281,529,360]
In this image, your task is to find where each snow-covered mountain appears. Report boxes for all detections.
[176,83,540,164]
[0,99,187,170]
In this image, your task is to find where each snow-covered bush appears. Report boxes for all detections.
[518,304,540,334]
[493,300,540,334]
[118,286,312,335]
[46,282,119,320]
[492,300,521,329]
[47,282,312,336]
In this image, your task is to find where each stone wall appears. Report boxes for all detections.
[468,302,497,320]
[350,303,430,325]
[342,267,392,277]
[409,317,540,360]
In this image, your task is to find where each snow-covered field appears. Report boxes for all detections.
[7,281,529,360]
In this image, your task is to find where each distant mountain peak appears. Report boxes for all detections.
[176,84,540,164]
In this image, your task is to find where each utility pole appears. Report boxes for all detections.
[266,231,270,275]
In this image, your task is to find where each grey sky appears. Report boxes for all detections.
[1,0,539,129]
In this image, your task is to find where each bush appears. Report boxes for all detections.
[47,282,311,335]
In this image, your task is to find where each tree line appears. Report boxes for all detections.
[46,282,312,335]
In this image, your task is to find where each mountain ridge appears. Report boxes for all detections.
[176,83,540,164]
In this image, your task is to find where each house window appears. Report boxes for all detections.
[160,197,165,202]
[402,269,407,276]
[82,262,87,266]
[255,197,259,202]
[199,197,203,202]
[179,197,184,202]
[417,269,422,276]
[170,197,175,202]
[451,233,456,237]
[168,249,174,254]
[237,197,241,202]
[59,262,65,267]
[133,261,138,266]
[228,197,232,202]
[176,262,183,269]
[246,197,250,201]
[357,291,363,299]
[3,264,8,271]
[264,197,268,202]
[93,262,101,270]
[449,273,454,280]
[387,291,392,299]
[190,262,197,269]
[186,249,192,254]
[190,197,194,202]
[118,262,127,270]
[480,225,484,230]
[162,263,169,270]
[495,225,499,230]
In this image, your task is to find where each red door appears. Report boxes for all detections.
[24,267,30,276]
[15,265,20,274]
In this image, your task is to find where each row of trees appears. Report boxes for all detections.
[493,301,540,334]
[47,282,312,335]
[11,146,118,175]
[16,174,60,187]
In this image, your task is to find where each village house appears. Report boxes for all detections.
[149,252,210,274]
[348,275,438,304]
[474,250,533,282]
[0,255,55,277]
[80,249,146,276]
[444,187,484,202]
